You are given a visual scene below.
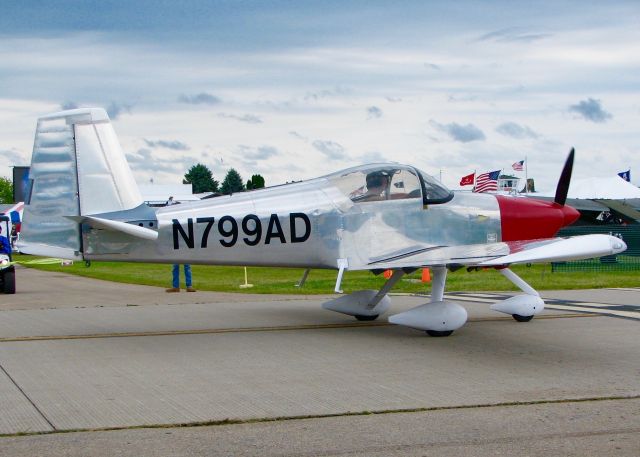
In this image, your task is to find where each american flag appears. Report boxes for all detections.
[512,160,524,171]
[473,170,500,193]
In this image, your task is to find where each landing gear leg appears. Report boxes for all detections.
[389,267,468,336]
[489,268,545,322]
[322,269,406,319]
[350,269,407,321]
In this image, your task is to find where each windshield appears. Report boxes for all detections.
[416,169,453,204]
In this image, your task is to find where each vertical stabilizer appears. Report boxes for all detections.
[19,108,143,259]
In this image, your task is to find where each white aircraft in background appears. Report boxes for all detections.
[19,108,626,336]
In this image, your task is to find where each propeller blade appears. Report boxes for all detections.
[554,148,574,206]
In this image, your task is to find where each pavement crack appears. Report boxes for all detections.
[0,361,56,431]
[1,395,638,439]
[0,313,594,343]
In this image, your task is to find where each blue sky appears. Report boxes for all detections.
[1,0,638,191]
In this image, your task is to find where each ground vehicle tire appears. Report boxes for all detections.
[2,268,15,294]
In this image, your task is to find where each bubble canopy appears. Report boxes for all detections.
[325,163,453,205]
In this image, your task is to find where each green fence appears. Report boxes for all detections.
[552,225,640,271]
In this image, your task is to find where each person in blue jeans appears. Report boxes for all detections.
[165,196,196,293]
[167,264,195,292]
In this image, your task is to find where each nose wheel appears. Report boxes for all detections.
[426,329,454,337]
[512,314,534,322]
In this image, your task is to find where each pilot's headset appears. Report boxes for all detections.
[366,170,391,188]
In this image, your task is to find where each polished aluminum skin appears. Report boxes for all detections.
[18,108,629,335]
[19,108,623,274]
[16,108,514,270]
[79,164,501,270]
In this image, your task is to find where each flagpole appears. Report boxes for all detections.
[524,156,528,194]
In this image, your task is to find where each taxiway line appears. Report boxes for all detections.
[0,313,596,343]
[544,304,640,320]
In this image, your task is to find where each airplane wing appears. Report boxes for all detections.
[363,234,626,270]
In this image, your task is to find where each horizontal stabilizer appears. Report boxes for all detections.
[17,242,82,260]
[67,216,158,241]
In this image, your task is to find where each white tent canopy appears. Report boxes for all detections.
[138,184,199,203]
[538,176,640,200]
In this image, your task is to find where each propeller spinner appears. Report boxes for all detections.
[497,149,580,242]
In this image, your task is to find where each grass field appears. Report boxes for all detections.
[15,254,639,294]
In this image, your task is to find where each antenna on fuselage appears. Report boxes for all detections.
[554,148,575,207]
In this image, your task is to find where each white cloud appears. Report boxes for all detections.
[366,106,382,119]
[429,120,486,143]
[495,122,539,139]
[0,4,638,193]
[478,27,552,43]
[178,93,221,105]
[312,140,348,161]
[218,113,263,124]
[568,98,612,123]
[144,139,190,150]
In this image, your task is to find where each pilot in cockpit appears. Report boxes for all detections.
[359,170,391,201]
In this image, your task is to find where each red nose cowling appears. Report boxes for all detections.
[496,195,580,242]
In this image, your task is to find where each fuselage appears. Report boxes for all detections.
[82,163,579,269]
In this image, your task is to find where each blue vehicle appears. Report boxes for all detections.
[0,215,15,294]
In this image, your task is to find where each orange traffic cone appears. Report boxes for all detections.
[421,268,431,283]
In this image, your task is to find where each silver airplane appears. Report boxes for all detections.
[19,108,627,336]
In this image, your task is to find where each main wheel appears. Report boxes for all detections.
[426,329,453,337]
[2,270,15,294]
[355,314,379,321]
[512,314,534,322]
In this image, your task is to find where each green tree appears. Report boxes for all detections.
[183,163,218,193]
[0,177,13,203]
[220,168,245,195]
[246,174,265,190]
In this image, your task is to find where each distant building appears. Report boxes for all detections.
[498,175,520,194]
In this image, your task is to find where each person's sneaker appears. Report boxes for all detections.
[186,287,196,292]
[165,288,180,293]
